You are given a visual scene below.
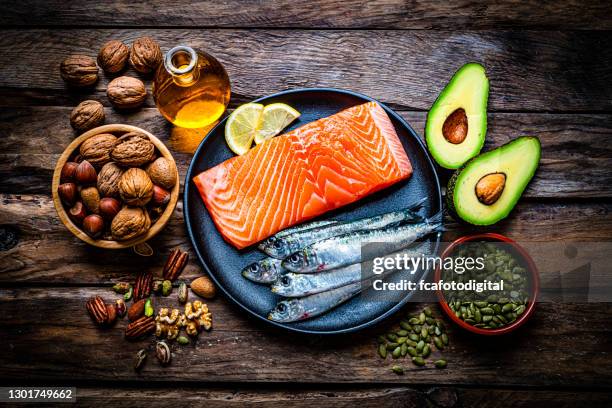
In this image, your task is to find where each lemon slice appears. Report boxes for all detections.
[254,103,301,144]
[225,103,264,155]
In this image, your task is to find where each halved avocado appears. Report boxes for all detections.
[447,137,541,225]
[426,63,489,169]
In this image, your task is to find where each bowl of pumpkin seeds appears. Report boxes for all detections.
[435,233,539,335]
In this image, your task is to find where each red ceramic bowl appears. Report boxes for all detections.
[434,233,539,335]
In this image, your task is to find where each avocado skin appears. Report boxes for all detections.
[446,136,541,226]
[426,62,489,169]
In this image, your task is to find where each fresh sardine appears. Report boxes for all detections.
[273,219,337,238]
[271,241,431,297]
[268,281,363,322]
[259,198,426,259]
[282,213,442,273]
[241,257,286,284]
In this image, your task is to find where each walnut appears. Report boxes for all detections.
[184,300,212,336]
[110,206,151,241]
[70,100,105,133]
[146,157,177,190]
[79,133,117,167]
[107,76,146,109]
[97,40,129,73]
[155,307,181,340]
[129,37,162,74]
[60,55,99,87]
[110,132,155,167]
[97,162,123,198]
[80,186,101,214]
[119,168,153,206]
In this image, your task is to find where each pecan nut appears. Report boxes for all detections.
[86,296,109,326]
[125,316,155,340]
[162,248,189,281]
[133,271,153,301]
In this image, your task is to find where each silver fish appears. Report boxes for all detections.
[259,198,427,259]
[282,213,442,273]
[271,241,431,297]
[241,257,286,284]
[273,219,337,238]
[268,281,363,322]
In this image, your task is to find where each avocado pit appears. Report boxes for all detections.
[442,108,468,144]
[475,172,506,205]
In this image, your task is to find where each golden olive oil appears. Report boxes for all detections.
[153,46,230,129]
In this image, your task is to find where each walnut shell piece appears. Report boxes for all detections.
[146,157,177,190]
[111,206,151,241]
[70,100,105,133]
[97,40,129,73]
[79,133,117,167]
[129,37,162,73]
[97,162,123,198]
[107,76,147,109]
[60,55,99,87]
[110,132,155,167]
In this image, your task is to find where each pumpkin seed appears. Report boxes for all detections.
[396,330,409,337]
[416,340,425,352]
[391,365,404,375]
[400,343,409,357]
[421,344,431,358]
[441,333,449,345]
[378,344,387,359]
[377,335,387,344]
[424,307,432,317]
[392,346,401,358]
[397,337,407,344]
[434,359,447,368]
[386,342,399,350]
[407,346,418,357]
[408,318,420,325]
[409,333,419,342]
[434,336,444,350]
[387,333,398,342]
[400,321,412,331]
[419,312,426,323]
[412,356,425,366]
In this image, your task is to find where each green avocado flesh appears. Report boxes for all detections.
[426,63,489,169]
[447,137,541,225]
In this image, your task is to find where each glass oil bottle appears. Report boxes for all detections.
[153,45,231,128]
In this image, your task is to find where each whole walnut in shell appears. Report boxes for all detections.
[97,40,129,73]
[97,162,123,198]
[119,168,153,206]
[107,76,146,109]
[129,37,162,74]
[111,206,151,241]
[70,100,105,133]
[79,133,118,167]
[110,132,155,167]
[60,55,99,87]
[146,157,177,190]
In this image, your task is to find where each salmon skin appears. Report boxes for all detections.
[193,101,413,249]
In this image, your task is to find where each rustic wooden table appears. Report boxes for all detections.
[1,1,611,406]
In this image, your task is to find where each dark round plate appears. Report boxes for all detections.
[184,88,442,334]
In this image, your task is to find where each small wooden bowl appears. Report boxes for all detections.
[52,124,179,249]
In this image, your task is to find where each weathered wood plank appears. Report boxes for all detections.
[1,194,610,284]
[0,287,610,386]
[1,107,611,198]
[2,0,611,30]
[6,386,611,408]
[0,30,611,111]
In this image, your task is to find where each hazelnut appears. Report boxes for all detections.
[107,76,146,109]
[475,173,506,205]
[97,40,129,73]
[99,197,121,220]
[58,183,77,206]
[75,160,97,185]
[80,186,101,214]
[111,206,151,241]
[60,161,78,182]
[146,157,177,190]
[97,162,123,197]
[110,132,155,167]
[79,133,117,167]
[70,100,105,133]
[119,168,153,206]
[69,201,87,225]
[83,214,104,238]
[60,55,99,87]
[151,185,170,206]
[129,37,162,74]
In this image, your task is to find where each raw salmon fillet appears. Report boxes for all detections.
[193,101,413,249]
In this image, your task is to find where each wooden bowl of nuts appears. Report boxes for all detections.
[52,124,179,249]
